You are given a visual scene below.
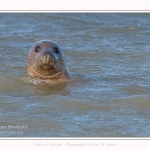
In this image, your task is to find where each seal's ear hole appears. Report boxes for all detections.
[53,47,59,54]
[35,46,41,52]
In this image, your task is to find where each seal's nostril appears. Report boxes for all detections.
[43,52,50,58]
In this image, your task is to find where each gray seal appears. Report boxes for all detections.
[26,40,71,83]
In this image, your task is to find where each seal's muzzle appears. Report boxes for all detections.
[39,50,55,70]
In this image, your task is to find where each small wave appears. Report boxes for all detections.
[122,84,150,96]
[20,76,47,85]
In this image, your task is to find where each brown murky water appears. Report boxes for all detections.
[0,13,150,137]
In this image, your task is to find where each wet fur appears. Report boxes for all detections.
[26,40,71,83]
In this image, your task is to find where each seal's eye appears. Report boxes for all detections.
[35,46,41,52]
[53,47,59,54]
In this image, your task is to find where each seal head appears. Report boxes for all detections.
[26,40,71,82]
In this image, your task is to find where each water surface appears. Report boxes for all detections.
[0,13,150,137]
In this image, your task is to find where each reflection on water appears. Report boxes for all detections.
[0,13,150,137]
